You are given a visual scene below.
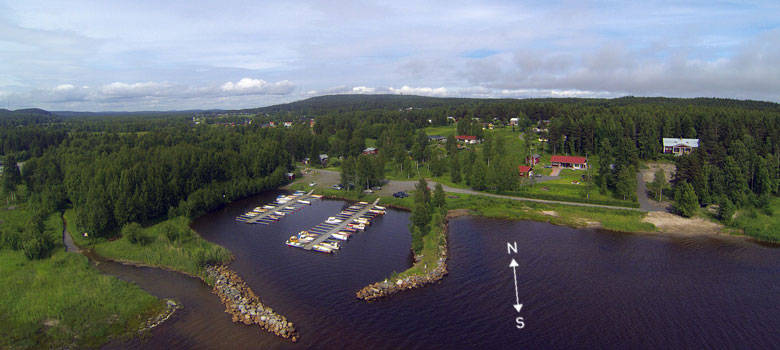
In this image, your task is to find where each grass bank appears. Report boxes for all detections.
[0,206,164,349]
[731,198,780,243]
[64,210,232,282]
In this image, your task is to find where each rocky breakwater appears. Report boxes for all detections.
[356,242,449,302]
[206,265,298,342]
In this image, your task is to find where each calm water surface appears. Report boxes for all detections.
[101,190,780,349]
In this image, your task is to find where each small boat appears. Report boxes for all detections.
[263,205,275,209]
[286,240,304,248]
[311,194,323,199]
[312,244,333,253]
[325,217,343,224]
[332,233,348,240]
[274,211,286,216]
[288,236,299,243]
[320,241,340,250]
[374,205,386,210]
[297,200,311,205]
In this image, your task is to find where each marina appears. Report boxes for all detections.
[235,190,322,225]
[286,198,385,253]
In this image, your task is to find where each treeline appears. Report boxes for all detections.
[14,124,293,239]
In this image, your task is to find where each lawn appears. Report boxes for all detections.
[732,197,780,243]
[64,211,232,282]
[422,125,456,136]
[0,206,164,349]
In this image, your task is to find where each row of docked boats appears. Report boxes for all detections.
[235,191,322,225]
[285,201,386,254]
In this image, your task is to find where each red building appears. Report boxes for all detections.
[517,165,533,177]
[550,155,588,169]
[455,135,481,144]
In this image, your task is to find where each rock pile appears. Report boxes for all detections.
[139,299,180,334]
[206,265,298,342]
[356,242,449,302]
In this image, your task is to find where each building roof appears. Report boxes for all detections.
[550,155,587,164]
[428,135,446,140]
[455,135,478,140]
[319,154,329,160]
[663,138,699,148]
[363,147,377,152]
[518,165,532,173]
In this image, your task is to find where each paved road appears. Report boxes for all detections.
[636,171,668,212]
[302,169,645,212]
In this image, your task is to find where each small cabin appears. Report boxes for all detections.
[551,155,588,169]
[319,154,329,166]
[455,135,481,144]
[363,147,378,155]
[662,138,699,156]
[518,165,533,177]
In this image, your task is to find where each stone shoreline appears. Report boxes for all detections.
[206,265,299,342]
[356,219,450,302]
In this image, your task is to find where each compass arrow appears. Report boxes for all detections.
[509,258,522,313]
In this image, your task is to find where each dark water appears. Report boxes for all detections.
[99,191,780,349]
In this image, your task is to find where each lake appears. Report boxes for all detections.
[101,190,780,349]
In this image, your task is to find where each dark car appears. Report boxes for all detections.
[332,184,343,190]
[393,191,409,198]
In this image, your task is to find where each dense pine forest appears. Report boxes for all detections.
[2,95,780,256]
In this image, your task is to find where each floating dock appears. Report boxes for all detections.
[235,190,321,225]
[291,198,383,253]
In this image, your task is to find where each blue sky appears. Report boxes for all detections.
[1,0,778,111]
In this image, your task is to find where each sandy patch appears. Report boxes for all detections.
[542,210,558,217]
[446,209,471,218]
[643,163,676,183]
[642,212,723,235]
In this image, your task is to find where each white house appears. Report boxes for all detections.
[662,138,699,156]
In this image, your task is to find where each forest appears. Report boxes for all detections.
[2,94,780,257]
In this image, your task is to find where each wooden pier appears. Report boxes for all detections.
[238,190,317,224]
[303,198,381,251]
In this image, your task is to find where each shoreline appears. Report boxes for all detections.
[63,217,299,343]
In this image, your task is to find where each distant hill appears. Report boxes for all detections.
[241,94,780,116]
[240,94,498,115]
[52,109,226,117]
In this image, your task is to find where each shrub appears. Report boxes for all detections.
[23,232,54,260]
[123,223,152,245]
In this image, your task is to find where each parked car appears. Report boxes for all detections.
[309,181,317,187]
[332,184,343,190]
[371,186,382,191]
[535,174,542,178]
[363,188,374,194]
[393,191,409,198]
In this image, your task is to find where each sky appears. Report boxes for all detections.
[1,0,778,111]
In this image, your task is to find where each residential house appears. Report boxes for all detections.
[517,165,533,177]
[285,172,296,181]
[509,117,520,126]
[319,154,329,166]
[363,147,378,155]
[526,154,541,165]
[550,155,588,169]
[283,121,293,128]
[662,138,699,156]
[455,135,481,144]
[428,135,446,142]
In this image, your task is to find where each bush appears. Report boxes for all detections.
[718,197,735,224]
[23,232,54,260]
[123,223,152,245]
[194,246,230,268]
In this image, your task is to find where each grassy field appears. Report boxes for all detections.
[732,198,780,243]
[0,206,164,349]
[422,125,456,136]
[64,211,232,282]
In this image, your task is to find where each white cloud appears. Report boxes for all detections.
[100,81,172,98]
[389,85,449,96]
[54,84,75,91]
[220,78,295,95]
[351,86,376,93]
